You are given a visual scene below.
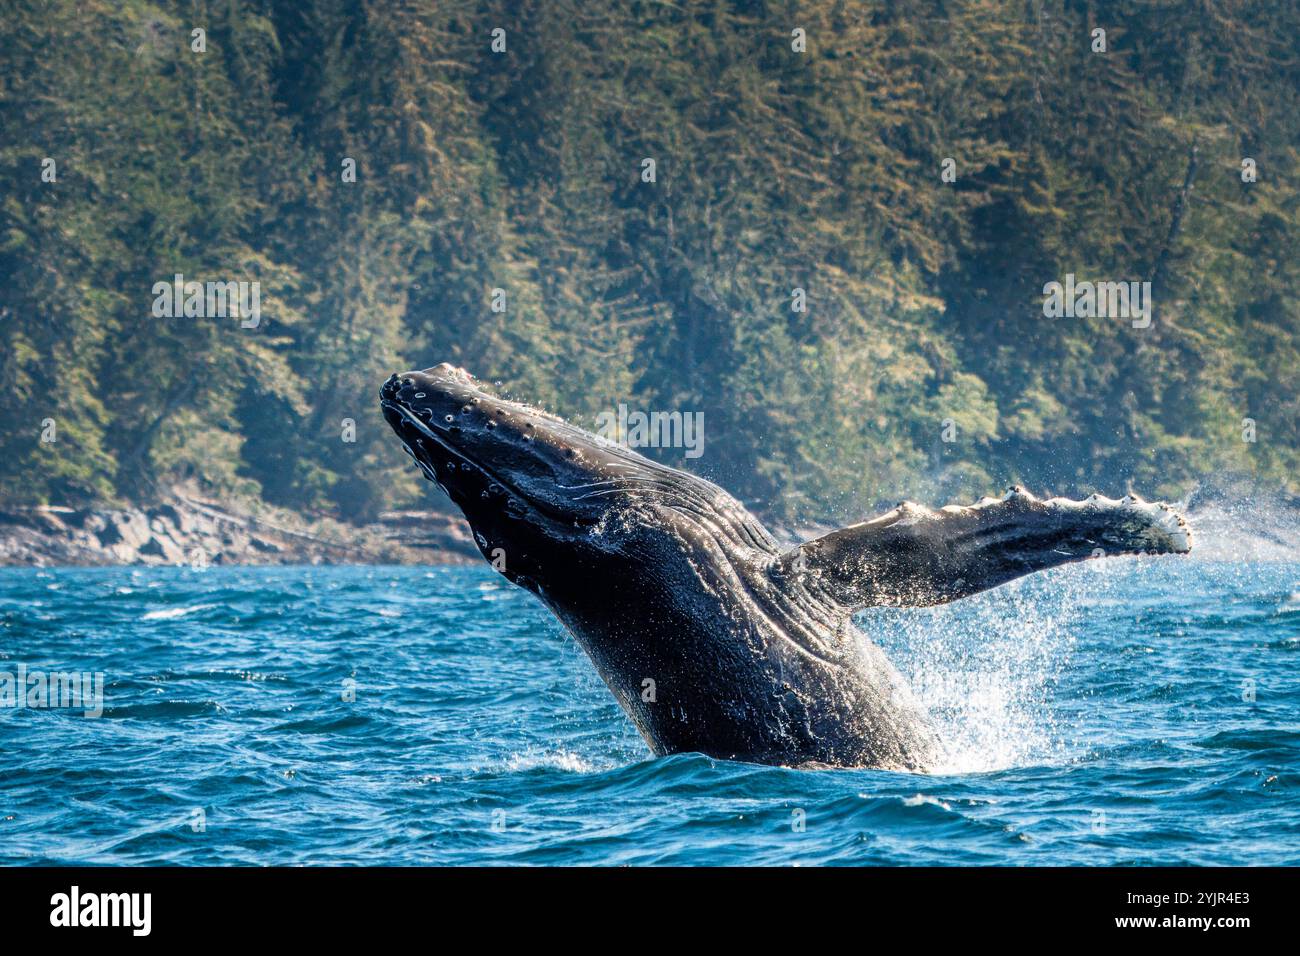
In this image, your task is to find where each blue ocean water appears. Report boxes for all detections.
[1,559,1296,866]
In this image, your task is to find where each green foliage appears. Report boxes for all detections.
[1,0,1296,522]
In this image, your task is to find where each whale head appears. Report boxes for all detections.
[379,364,769,597]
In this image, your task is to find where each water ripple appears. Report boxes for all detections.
[0,561,1297,865]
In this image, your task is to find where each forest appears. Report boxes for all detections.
[2,0,1297,526]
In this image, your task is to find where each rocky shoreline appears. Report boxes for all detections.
[3,478,1297,569]
[0,496,480,567]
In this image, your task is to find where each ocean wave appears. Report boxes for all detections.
[140,603,218,621]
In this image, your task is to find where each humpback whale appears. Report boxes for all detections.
[381,364,1191,771]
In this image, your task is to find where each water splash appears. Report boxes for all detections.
[1185,487,1300,562]
[857,570,1086,774]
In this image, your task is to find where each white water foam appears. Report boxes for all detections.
[857,570,1087,775]
[502,749,605,774]
[141,603,217,621]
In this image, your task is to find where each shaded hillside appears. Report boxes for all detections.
[2,0,1297,526]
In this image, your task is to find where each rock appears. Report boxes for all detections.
[98,511,152,550]
[138,534,186,564]
[30,509,69,534]
[150,504,189,533]
[81,512,108,535]
[0,498,476,567]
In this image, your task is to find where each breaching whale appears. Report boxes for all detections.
[380,365,1191,771]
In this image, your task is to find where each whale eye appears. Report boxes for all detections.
[414,392,426,399]
[444,414,453,423]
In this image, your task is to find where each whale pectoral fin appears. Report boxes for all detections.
[781,487,1191,609]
